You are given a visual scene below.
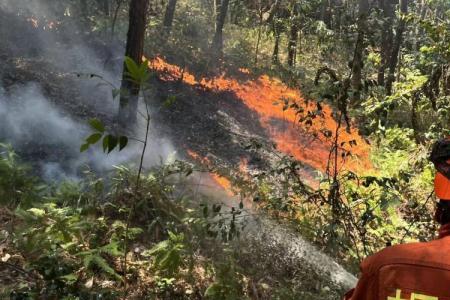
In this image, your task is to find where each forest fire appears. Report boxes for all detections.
[186,149,234,195]
[151,57,371,175]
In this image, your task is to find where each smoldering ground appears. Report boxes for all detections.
[0,0,175,181]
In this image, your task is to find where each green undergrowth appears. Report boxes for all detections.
[0,144,342,299]
[214,127,437,272]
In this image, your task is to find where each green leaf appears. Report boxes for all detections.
[103,135,110,153]
[163,95,177,108]
[27,208,45,217]
[107,135,118,153]
[86,133,103,144]
[89,119,105,133]
[119,136,128,151]
[80,143,90,153]
[59,273,78,284]
[205,283,223,297]
[124,57,140,81]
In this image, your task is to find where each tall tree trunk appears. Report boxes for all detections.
[386,0,408,95]
[321,0,332,28]
[111,0,124,38]
[211,0,230,60]
[350,0,369,100]
[377,0,395,86]
[272,19,281,64]
[254,3,264,65]
[287,4,300,67]
[335,0,343,35]
[96,0,110,16]
[118,0,149,129]
[163,0,178,37]
[414,0,427,51]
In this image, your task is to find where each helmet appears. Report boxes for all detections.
[430,137,450,200]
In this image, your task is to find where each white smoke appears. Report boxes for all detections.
[0,0,176,181]
[0,83,175,181]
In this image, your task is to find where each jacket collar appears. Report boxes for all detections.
[438,223,450,239]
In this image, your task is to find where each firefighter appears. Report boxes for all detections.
[345,137,450,300]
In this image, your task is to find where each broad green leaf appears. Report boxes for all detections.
[89,119,105,133]
[27,208,46,217]
[119,136,128,151]
[102,135,110,153]
[124,57,140,81]
[86,133,103,144]
[80,143,90,153]
[60,273,78,284]
[106,135,118,153]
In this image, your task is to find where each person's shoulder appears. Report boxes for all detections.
[360,239,439,274]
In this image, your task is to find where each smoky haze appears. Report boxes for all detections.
[0,0,175,181]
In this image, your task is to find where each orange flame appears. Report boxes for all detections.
[151,57,371,174]
[27,17,39,28]
[186,150,234,195]
[26,16,60,30]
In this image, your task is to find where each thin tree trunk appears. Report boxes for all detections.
[411,92,421,144]
[287,4,300,67]
[163,0,178,37]
[254,4,264,65]
[321,0,332,28]
[386,0,408,95]
[335,0,342,35]
[118,0,149,129]
[96,0,110,16]
[111,0,124,38]
[414,0,427,51]
[350,0,369,100]
[272,19,280,64]
[211,0,230,60]
[377,0,395,86]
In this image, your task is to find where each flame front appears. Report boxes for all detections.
[186,150,234,195]
[151,57,371,174]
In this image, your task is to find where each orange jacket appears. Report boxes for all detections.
[345,224,450,300]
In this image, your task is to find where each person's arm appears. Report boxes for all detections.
[344,288,355,299]
[344,257,377,300]
[344,273,376,299]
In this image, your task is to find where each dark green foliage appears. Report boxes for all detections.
[0,144,42,208]
[81,119,128,154]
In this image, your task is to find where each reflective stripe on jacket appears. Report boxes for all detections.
[345,223,450,300]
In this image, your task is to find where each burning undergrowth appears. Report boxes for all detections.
[149,56,372,185]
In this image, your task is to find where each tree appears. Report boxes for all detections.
[96,0,110,16]
[118,0,149,129]
[272,17,282,63]
[211,0,230,60]
[386,0,408,95]
[377,0,396,86]
[350,0,369,100]
[287,3,300,67]
[162,0,178,38]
